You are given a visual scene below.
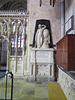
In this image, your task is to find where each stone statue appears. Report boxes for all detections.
[35,24,50,48]
[42,29,50,48]
[35,24,46,48]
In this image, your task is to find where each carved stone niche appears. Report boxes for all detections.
[29,19,54,82]
[30,48,55,82]
[32,19,53,48]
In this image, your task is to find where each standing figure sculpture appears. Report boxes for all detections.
[42,29,50,48]
[35,24,46,48]
[35,24,50,48]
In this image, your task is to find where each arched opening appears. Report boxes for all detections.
[0,37,8,75]
[0,0,29,76]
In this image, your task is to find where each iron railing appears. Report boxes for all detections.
[0,72,13,100]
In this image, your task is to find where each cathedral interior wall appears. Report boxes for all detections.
[29,0,61,45]
[26,0,61,74]
[65,0,75,34]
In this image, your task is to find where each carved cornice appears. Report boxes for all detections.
[0,10,29,17]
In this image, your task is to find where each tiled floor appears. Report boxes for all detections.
[0,78,48,100]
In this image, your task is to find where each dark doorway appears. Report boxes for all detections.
[0,38,7,75]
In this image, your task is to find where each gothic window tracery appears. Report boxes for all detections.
[10,19,25,56]
[11,33,16,55]
[0,18,27,56]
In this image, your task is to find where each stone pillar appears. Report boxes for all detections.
[27,0,29,12]
[7,19,11,72]
[61,0,65,38]
[15,23,18,73]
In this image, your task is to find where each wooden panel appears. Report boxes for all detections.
[68,35,75,70]
[56,34,75,71]
[56,35,68,70]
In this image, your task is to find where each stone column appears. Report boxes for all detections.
[15,22,18,73]
[7,19,11,72]
[23,19,26,55]
[22,19,26,75]
[27,0,29,12]
[61,0,65,38]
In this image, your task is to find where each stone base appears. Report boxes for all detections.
[30,48,55,82]
[36,76,55,82]
[14,74,24,78]
[29,75,55,82]
[29,75,36,82]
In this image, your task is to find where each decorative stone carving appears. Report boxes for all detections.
[35,24,50,48]
[35,24,46,48]
[42,29,50,48]
[30,22,54,81]
[30,48,55,82]
[58,67,75,100]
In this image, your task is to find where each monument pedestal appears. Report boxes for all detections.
[30,48,55,82]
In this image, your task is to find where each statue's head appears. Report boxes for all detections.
[38,24,42,29]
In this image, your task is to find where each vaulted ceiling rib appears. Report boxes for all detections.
[0,0,27,11]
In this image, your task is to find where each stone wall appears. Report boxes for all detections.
[58,66,75,100]
[65,0,75,34]
[30,48,54,82]
[29,0,61,45]
[26,0,61,75]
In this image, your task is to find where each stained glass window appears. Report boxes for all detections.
[10,20,24,56]
[17,33,24,56]
[11,33,16,55]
